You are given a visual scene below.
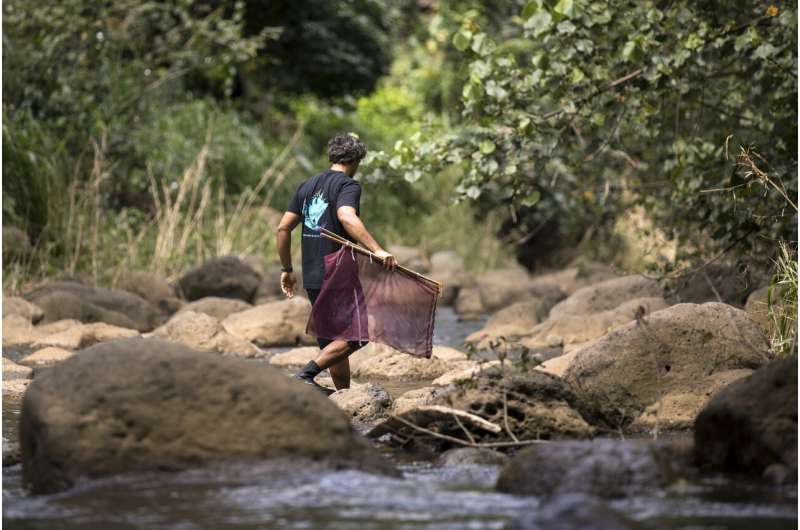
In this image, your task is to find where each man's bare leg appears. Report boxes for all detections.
[295,339,352,394]
[328,358,351,390]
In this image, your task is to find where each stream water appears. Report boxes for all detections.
[2,307,797,529]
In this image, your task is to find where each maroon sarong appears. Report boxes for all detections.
[306,246,438,358]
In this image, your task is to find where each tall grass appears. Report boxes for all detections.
[3,124,302,294]
[768,241,798,357]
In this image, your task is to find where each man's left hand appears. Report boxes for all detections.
[281,272,297,298]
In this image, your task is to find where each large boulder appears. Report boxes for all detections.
[694,356,797,482]
[19,338,394,494]
[149,311,261,357]
[117,272,183,315]
[222,297,314,347]
[548,275,662,318]
[496,439,689,498]
[177,297,253,321]
[504,493,652,530]
[177,256,261,303]
[3,297,44,323]
[329,383,392,424]
[564,303,771,430]
[24,281,162,331]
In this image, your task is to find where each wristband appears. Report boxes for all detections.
[281,266,293,273]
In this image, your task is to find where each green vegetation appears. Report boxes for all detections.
[2,0,796,303]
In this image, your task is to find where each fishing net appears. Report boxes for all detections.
[306,246,439,358]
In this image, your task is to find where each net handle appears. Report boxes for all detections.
[319,228,443,292]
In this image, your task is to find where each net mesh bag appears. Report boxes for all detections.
[306,246,439,358]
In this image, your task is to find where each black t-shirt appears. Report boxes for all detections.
[287,170,362,289]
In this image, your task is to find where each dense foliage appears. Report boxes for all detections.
[364,0,798,269]
[2,0,796,290]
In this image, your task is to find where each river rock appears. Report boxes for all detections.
[32,322,138,350]
[505,493,651,530]
[454,287,485,320]
[432,360,502,386]
[222,297,314,347]
[564,303,771,429]
[269,346,318,368]
[3,297,44,323]
[549,275,663,318]
[330,383,392,423]
[522,297,669,347]
[3,440,22,467]
[352,347,453,381]
[3,226,32,261]
[496,439,689,498]
[535,350,579,378]
[629,368,754,433]
[442,370,595,441]
[438,447,509,467]
[20,338,394,494]
[744,285,771,330]
[2,318,82,349]
[150,311,261,357]
[429,250,468,306]
[464,297,562,351]
[694,356,797,482]
[117,272,183,315]
[2,314,38,348]
[3,357,33,397]
[664,262,762,307]
[177,256,261,303]
[19,347,75,366]
[24,281,162,331]
[177,297,253,321]
[391,386,451,415]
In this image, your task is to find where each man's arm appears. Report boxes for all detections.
[276,212,301,297]
[337,206,396,270]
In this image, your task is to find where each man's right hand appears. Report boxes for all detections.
[281,272,297,298]
[374,249,397,271]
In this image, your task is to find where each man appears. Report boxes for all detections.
[276,133,396,394]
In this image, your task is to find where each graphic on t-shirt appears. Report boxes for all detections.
[302,191,329,231]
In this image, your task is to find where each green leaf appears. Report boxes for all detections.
[452,29,472,51]
[521,0,543,20]
[520,190,541,207]
[553,0,577,19]
[753,43,779,59]
[622,39,638,62]
[479,139,496,154]
[526,11,552,36]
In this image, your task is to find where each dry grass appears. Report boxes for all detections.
[3,124,303,294]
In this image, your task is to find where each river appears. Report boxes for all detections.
[2,308,797,529]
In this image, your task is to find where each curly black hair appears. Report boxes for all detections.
[327,133,367,164]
